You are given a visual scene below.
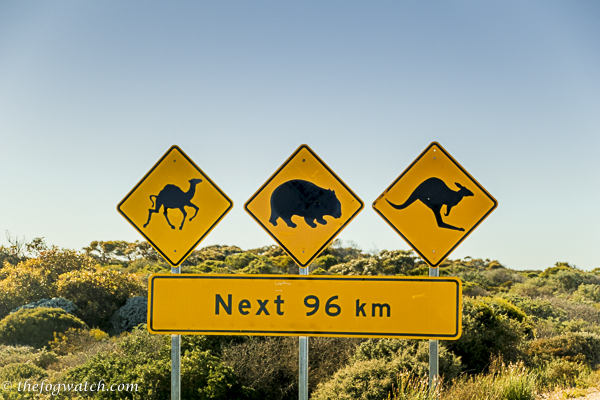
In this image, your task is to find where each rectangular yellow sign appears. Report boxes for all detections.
[148,274,462,340]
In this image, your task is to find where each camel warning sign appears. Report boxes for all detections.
[118,145,233,267]
[245,145,363,267]
[373,142,497,267]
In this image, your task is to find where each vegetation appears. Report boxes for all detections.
[1,236,600,399]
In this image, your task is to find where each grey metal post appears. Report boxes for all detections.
[429,266,439,398]
[299,266,309,400]
[171,266,181,400]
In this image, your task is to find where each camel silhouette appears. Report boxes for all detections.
[386,177,473,231]
[143,178,203,230]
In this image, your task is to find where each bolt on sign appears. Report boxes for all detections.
[117,145,233,266]
[147,274,462,339]
[373,142,497,267]
[245,144,364,267]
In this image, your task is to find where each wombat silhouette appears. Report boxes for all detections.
[386,177,474,231]
[269,179,342,228]
[143,178,203,230]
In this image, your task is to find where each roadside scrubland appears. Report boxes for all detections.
[1,237,600,399]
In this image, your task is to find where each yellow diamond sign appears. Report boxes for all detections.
[118,145,233,266]
[245,145,363,267]
[373,142,497,267]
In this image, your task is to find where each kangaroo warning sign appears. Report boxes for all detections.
[148,274,462,339]
[245,145,363,267]
[118,145,233,267]
[373,142,497,267]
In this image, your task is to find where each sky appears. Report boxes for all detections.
[1,1,599,271]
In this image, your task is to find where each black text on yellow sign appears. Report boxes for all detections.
[147,274,462,340]
[373,142,497,267]
[117,146,233,267]
[245,145,363,267]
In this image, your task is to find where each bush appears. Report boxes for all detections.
[221,336,298,400]
[0,345,58,369]
[525,332,600,368]
[534,358,591,391]
[351,339,462,380]
[0,307,87,349]
[443,359,536,400]
[445,297,530,373]
[11,297,77,315]
[65,327,253,399]
[50,327,109,356]
[500,294,566,321]
[0,249,96,319]
[110,296,148,334]
[313,255,339,271]
[311,358,394,400]
[312,339,462,400]
[55,268,144,330]
[0,362,47,382]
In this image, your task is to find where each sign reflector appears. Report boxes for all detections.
[148,274,462,340]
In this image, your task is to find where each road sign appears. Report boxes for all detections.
[245,145,363,267]
[118,145,233,267]
[373,142,497,267]
[147,274,462,339]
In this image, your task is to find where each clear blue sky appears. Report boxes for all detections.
[1,1,599,271]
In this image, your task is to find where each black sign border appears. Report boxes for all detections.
[372,141,498,267]
[244,144,364,267]
[148,274,462,339]
[117,145,233,267]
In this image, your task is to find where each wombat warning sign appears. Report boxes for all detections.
[245,145,363,268]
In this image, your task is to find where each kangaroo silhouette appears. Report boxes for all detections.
[386,177,474,231]
[143,178,203,230]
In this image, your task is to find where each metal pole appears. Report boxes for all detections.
[429,266,439,398]
[171,266,181,400]
[299,266,309,400]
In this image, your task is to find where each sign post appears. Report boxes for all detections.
[245,144,364,398]
[429,266,439,398]
[298,267,309,400]
[118,145,233,400]
[373,142,497,395]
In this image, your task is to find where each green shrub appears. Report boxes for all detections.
[311,358,394,400]
[239,259,277,274]
[225,253,258,270]
[525,332,600,368]
[0,265,53,319]
[0,308,87,349]
[443,359,536,400]
[55,268,144,330]
[445,297,530,373]
[0,362,47,382]
[312,339,461,400]
[571,284,600,303]
[351,339,462,380]
[534,358,591,391]
[50,327,109,356]
[500,294,567,321]
[0,345,57,369]
[313,255,339,271]
[0,249,98,319]
[65,326,253,400]
[388,371,437,400]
